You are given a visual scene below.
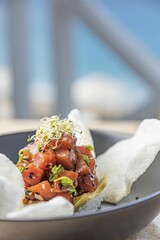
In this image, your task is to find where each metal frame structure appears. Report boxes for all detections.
[7,0,29,118]
[7,0,160,119]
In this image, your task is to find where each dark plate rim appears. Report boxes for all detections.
[0,130,159,222]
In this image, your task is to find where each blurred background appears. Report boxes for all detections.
[0,0,160,120]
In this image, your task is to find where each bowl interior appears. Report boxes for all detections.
[0,130,159,213]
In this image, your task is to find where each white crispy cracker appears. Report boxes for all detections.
[6,196,74,220]
[96,119,160,203]
[0,154,25,215]
[0,153,24,188]
[68,109,95,157]
[0,177,24,215]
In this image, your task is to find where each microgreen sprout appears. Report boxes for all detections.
[28,115,81,150]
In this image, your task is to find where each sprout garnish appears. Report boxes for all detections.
[28,115,81,151]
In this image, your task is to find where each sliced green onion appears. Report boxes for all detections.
[17,155,23,164]
[18,149,30,159]
[17,166,25,173]
[83,155,90,166]
[17,148,30,164]
[85,145,94,151]
[49,164,65,182]
[54,176,76,194]
[18,149,24,157]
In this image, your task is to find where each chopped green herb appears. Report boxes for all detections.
[18,149,24,157]
[85,145,94,151]
[54,176,76,194]
[17,155,23,164]
[18,149,30,159]
[49,164,65,182]
[17,166,25,173]
[17,148,30,164]
[27,137,31,143]
[83,155,90,166]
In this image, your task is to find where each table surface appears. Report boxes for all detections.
[0,119,159,240]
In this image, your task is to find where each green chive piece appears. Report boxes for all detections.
[85,145,94,151]
[18,149,30,159]
[17,155,23,164]
[49,164,65,182]
[54,176,76,194]
[83,155,90,166]
[18,149,24,157]
[17,148,30,164]
[17,166,25,173]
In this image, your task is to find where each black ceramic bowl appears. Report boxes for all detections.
[0,130,160,240]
